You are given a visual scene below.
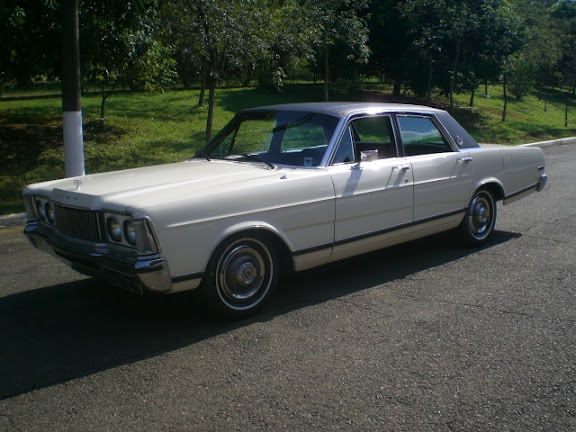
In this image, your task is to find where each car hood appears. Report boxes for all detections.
[26,160,290,213]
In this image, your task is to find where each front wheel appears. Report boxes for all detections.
[202,235,278,319]
[459,189,497,246]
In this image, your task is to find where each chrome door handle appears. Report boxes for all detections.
[458,157,473,163]
[393,164,411,171]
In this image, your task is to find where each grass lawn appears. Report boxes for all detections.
[1,83,575,215]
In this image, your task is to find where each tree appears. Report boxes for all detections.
[255,1,317,93]
[507,0,562,101]
[551,0,576,93]
[367,0,413,95]
[399,0,523,113]
[80,0,176,119]
[0,0,61,93]
[304,0,370,101]
[549,0,576,126]
[164,0,319,141]
[178,0,273,141]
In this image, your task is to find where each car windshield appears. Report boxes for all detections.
[197,110,340,167]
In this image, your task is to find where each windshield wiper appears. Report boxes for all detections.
[242,153,275,169]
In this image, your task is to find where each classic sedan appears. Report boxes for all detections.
[23,102,547,318]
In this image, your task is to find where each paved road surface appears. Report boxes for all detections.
[0,144,574,431]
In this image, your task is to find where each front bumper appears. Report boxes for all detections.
[24,221,172,294]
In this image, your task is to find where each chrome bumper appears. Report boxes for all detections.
[24,221,172,294]
[504,173,548,205]
[537,173,548,192]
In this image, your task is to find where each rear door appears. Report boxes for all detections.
[396,115,473,232]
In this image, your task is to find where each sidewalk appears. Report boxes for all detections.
[1,136,574,228]
[0,212,27,228]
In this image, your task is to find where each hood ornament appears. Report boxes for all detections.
[73,180,82,191]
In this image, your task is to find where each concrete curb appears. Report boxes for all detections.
[1,136,574,229]
[520,136,576,147]
[0,212,27,228]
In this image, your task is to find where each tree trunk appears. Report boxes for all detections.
[323,46,330,102]
[502,72,508,123]
[205,76,216,143]
[100,86,106,120]
[426,62,434,102]
[393,80,401,97]
[565,93,569,127]
[198,67,206,107]
[469,88,475,107]
[449,40,462,115]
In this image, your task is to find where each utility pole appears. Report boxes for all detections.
[62,0,85,177]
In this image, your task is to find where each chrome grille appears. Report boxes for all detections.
[55,205,101,241]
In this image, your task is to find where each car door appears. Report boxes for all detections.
[396,115,474,233]
[328,115,414,258]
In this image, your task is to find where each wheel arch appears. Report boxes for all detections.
[475,179,505,202]
[208,224,295,275]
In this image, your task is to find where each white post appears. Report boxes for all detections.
[63,111,85,177]
[62,0,85,178]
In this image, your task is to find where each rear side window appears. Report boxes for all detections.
[397,116,453,156]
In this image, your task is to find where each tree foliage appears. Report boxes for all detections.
[0,0,61,92]
[1,0,575,126]
[80,0,176,117]
[398,0,524,112]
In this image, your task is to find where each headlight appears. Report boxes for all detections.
[124,220,137,246]
[104,213,157,252]
[106,217,122,242]
[36,200,46,220]
[45,202,55,224]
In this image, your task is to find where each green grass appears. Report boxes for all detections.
[450,86,576,144]
[1,83,575,215]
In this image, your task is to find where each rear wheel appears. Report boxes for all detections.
[459,189,497,246]
[202,235,278,319]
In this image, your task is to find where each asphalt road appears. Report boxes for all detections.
[0,144,574,432]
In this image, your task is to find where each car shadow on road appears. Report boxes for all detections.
[0,230,520,400]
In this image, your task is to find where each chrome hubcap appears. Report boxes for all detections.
[236,261,257,287]
[217,240,272,309]
[469,195,492,238]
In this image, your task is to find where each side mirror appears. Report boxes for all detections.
[354,149,378,168]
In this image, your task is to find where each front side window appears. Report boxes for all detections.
[332,116,397,164]
[200,111,339,167]
[397,116,453,156]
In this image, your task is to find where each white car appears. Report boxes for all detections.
[24,103,547,318]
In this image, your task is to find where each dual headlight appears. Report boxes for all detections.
[104,213,157,254]
[105,215,136,246]
[33,198,56,224]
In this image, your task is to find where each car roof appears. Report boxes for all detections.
[242,102,444,118]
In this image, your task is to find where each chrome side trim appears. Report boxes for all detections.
[291,208,466,258]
